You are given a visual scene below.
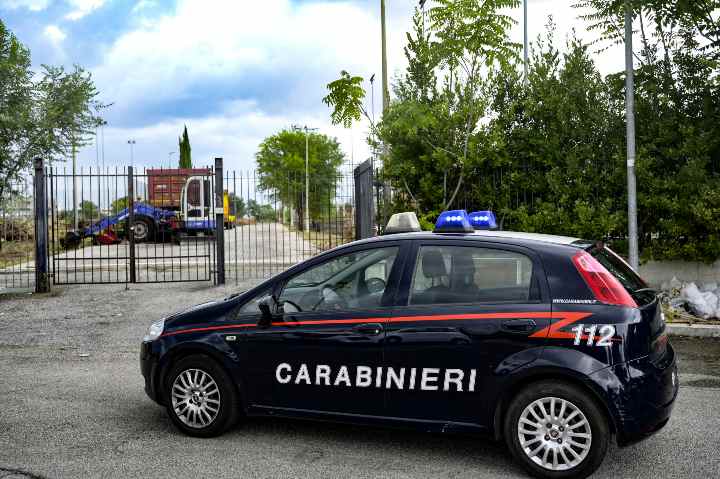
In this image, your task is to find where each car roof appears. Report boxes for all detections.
[345,230,593,250]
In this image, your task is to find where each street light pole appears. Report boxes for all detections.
[168,151,176,169]
[127,139,136,169]
[304,130,310,232]
[523,0,529,82]
[625,3,639,270]
[292,125,319,232]
[381,0,388,112]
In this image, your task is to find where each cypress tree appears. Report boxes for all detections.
[178,125,192,168]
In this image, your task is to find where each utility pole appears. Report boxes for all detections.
[523,0,529,81]
[292,125,318,232]
[72,140,78,230]
[381,0,389,112]
[625,2,639,270]
[127,139,136,168]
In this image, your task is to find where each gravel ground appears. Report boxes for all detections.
[1,284,720,479]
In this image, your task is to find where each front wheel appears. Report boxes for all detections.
[504,381,609,479]
[164,354,240,437]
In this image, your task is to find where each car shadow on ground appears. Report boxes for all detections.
[117,397,663,478]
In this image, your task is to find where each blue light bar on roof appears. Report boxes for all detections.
[434,210,474,233]
[468,211,498,230]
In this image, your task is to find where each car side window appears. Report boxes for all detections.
[279,246,399,312]
[409,245,536,305]
[236,288,271,316]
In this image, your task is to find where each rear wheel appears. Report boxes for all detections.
[132,217,154,243]
[164,354,240,437]
[504,381,609,479]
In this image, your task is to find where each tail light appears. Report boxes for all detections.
[572,250,637,308]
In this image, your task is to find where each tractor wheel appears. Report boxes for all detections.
[132,218,154,243]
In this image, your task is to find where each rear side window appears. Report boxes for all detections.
[409,245,537,305]
[591,247,647,293]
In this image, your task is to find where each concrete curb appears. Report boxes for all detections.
[667,322,720,338]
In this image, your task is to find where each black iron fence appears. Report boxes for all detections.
[222,168,355,284]
[47,165,217,285]
[0,176,35,291]
[0,158,368,291]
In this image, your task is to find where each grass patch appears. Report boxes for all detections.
[0,240,34,268]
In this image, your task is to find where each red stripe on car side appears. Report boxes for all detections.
[161,311,591,337]
[162,322,255,337]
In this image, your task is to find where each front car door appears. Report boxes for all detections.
[383,239,551,427]
[239,242,407,418]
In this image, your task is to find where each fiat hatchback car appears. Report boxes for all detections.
[140,210,678,478]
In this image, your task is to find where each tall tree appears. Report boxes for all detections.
[323,1,520,210]
[178,125,192,168]
[0,19,104,205]
[255,129,344,229]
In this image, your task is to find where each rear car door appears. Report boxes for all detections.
[383,239,552,426]
[239,242,406,417]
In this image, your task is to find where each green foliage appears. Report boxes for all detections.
[79,200,99,221]
[323,71,366,129]
[0,19,105,204]
[111,196,128,214]
[255,129,344,229]
[178,125,192,168]
[227,193,246,218]
[247,199,275,222]
[378,2,720,262]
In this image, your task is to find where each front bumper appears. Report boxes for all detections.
[594,343,679,447]
[140,341,163,405]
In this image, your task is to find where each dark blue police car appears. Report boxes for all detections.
[140,210,678,478]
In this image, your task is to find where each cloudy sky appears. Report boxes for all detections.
[1,0,625,174]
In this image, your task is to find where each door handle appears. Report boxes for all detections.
[501,318,537,333]
[353,323,384,336]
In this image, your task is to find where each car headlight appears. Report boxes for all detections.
[144,319,165,342]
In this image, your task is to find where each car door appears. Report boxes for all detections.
[239,242,407,417]
[383,239,551,426]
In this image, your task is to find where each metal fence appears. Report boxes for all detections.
[1,159,362,291]
[38,161,356,287]
[0,176,35,291]
[222,169,355,284]
[47,165,218,285]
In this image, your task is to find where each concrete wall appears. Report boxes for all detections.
[639,260,720,289]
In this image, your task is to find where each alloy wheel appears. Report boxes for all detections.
[517,396,593,471]
[171,368,221,429]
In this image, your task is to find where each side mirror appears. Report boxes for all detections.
[258,295,282,327]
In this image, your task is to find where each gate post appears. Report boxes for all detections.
[354,159,375,240]
[214,157,225,285]
[33,157,50,293]
[128,166,136,283]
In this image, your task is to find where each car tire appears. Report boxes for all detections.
[504,380,609,479]
[132,217,154,243]
[164,354,240,437]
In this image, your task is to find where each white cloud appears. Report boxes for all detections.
[509,2,624,75]
[131,0,156,14]
[43,24,66,44]
[1,0,51,11]
[65,0,105,21]
[77,99,371,175]
[85,0,412,168]
[77,0,627,176]
[94,0,391,110]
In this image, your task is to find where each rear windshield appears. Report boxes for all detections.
[590,246,648,295]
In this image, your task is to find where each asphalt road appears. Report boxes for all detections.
[1,283,719,479]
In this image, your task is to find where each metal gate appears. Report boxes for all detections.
[47,165,216,285]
